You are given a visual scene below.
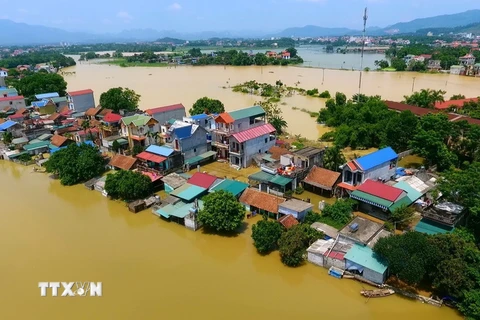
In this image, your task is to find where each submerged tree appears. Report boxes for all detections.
[403,89,446,109]
[105,170,152,201]
[251,217,284,254]
[198,190,245,233]
[278,224,323,267]
[189,97,225,115]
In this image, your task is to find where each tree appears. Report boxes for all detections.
[269,114,288,135]
[403,89,446,109]
[374,59,389,69]
[285,47,297,58]
[278,224,323,267]
[44,143,105,186]
[112,140,121,154]
[2,131,13,144]
[14,73,67,104]
[391,58,407,71]
[132,145,144,156]
[254,53,268,66]
[321,199,355,224]
[99,87,140,113]
[188,48,202,57]
[409,61,427,72]
[197,190,245,233]
[390,204,415,228]
[458,290,480,320]
[451,94,466,100]
[335,92,347,106]
[189,97,225,115]
[146,131,159,145]
[383,110,419,152]
[105,170,152,201]
[85,52,97,60]
[251,217,284,254]
[318,90,331,98]
[322,145,346,171]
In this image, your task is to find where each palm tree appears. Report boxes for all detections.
[146,131,159,145]
[323,146,346,172]
[3,131,13,145]
[81,119,95,142]
[269,115,288,135]
[403,89,446,109]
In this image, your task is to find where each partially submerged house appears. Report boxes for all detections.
[136,145,183,176]
[338,216,385,246]
[108,154,138,171]
[209,179,248,198]
[415,202,465,235]
[303,166,341,196]
[121,114,159,149]
[0,95,26,110]
[229,123,276,168]
[67,89,95,113]
[239,187,285,218]
[161,172,188,193]
[344,244,388,285]
[248,169,295,196]
[166,120,211,160]
[187,172,220,190]
[293,147,325,170]
[278,199,313,221]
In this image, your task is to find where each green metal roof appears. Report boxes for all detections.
[156,200,204,219]
[121,114,153,126]
[8,151,29,158]
[167,118,177,125]
[394,181,423,203]
[50,97,67,103]
[23,141,51,151]
[344,244,388,274]
[37,133,53,141]
[210,179,248,197]
[414,219,454,235]
[11,137,29,144]
[169,183,207,201]
[185,155,203,165]
[388,196,413,213]
[248,170,292,186]
[229,106,265,121]
[270,174,293,186]
[350,190,393,209]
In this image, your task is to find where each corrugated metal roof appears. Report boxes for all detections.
[344,244,388,274]
[355,147,397,171]
[121,114,153,126]
[393,181,422,203]
[170,183,207,201]
[231,123,275,143]
[103,112,123,123]
[145,145,174,157]
[23,141,50,151]
[357,179,404,202]
[248,170,292,186]
[173,124,193,139]
[414,219,453,235]
[209,179,248,197]
[229,106,265,121]
[279,199,313,213]
[190,113,209,120]
[35,92,59,99]
[0,120,18,130]
[68,89,93,96]
[350,190,393,209]
[145,103,185,115]
[187,172,218,189]
[136,151,166,163]
[11,137,29,144]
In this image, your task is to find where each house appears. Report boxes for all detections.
[136,145,183,176]
[166,120,210,160]
[303,166,341,196]
[145,103,186,124]
[459,53,476,66]
[75,127,100,144]
[161,172,188,193]
[239,187,285,218]
[0,87,18,98]
[293,147,325,171]
[278,214,299,229]
[349,179,412,219]
[267,146,292,161]
[153,198,203,231]
[67,89,95,113]
[311,222,339,240]
[187,172,220,189]
[212,106,267,161]
[49,113,67,126]
[209,179,248,198]
[0,120,24,138]
[16,65,30,72]
[338,216,385,246]
[434,98,478,111]
[99,112,124,152]
[248,170,295,196]
[344,244,388,284]
[32,100,57,115]
[281,51,291,60]
[229,123,276,168]
[120,114,159,149]
[0,70,6,86]
[11,137,29,149]
[50,134,74,151]
[415,202,465,235]
[338,147,398,192]
[85,106,102,119]
[8,109,28,123]
[0,95,26,110]
[35,92,59,100]
[427,60,442,71]
[278,199,313,221]
[108,154,138,171]
[23,141,51,155]
[450,65,465,75]
[307,239,351,270]
[183,113,216,132]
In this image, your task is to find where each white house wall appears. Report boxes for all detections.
[175,127,209,159]
[240,134,276,167]
[307,252,325,267]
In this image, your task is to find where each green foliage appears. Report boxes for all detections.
[254,53,268,66]
[278,224,323,267]
[14,73,67,104]
[391,58,407,71]
[322,145,346,171]
[451,94,466,100]
[335,92,347,106]
[294,187,304,194]
[403,89,446,109]
[194,49,303,66]
[390,204,415,228]
[408,61,427,72]
[132,145,144,156]
[321,199,355,225]
[285,47,297,58]
[459,290,480,320]
[17,153,32,162]
[306,88,319,96]
[188,48,202,56]
[304,211,322,225]
[0,51,75,69]
[105,170,152,201]
[189,97,225,115]
[374,59,389,69]
[198,190,245,233]
[318,90,331,98]
[2,131,13,144]
[251,217,284,254]
[112,140,121,153]
[44,144,105,186]
[99,87,140,113]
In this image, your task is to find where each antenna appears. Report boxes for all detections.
[358,7,368,102]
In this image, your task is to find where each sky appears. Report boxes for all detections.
[1,0,480,33]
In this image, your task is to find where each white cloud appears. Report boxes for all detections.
[117,11,133,22]
[168,3,182,11]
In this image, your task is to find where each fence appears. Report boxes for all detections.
[397,149,413,159]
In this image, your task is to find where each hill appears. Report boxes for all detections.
[272,25,360,37]
[415,22,480,36]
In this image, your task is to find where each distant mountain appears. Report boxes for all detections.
[383,9,480,34]
[415,22,480,36]
[272,25,359,37]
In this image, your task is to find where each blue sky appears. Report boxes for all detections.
[2,0,480,33]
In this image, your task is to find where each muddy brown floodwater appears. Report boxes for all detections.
[64,60,480,141]
[0,160,462,319]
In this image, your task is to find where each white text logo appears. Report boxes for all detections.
[38,282,102,297]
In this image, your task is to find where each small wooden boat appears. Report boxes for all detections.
[360,289,395,298]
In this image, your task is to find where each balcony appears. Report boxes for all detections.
[212,140,229,149]
[213,127,233,135]
[230,148,243,155]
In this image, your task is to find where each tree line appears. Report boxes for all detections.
[193,48,303,66]
[62,43,169,54]
[0,51,76,69]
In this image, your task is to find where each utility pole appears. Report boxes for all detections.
[322,68,325,85]
[411,77,416,92]
[357,7,368,103]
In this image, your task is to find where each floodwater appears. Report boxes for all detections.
[0,161,462,319]
[64,59,480,141]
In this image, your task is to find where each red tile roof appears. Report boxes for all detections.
[337,182,357,191]
[384,100,440,117]
[0,95,24,102]
[215,112,234,124]
[68,89,93,96]
[77,128,99,136]
[434,98,478,110]
[239,188,285,214]
[136,151,166,163]
[268,146,292,160]
[278,214,299,229]
[346,161,359,171]
[85,106,102,116]
[51,135,69,147]
[103,112,123,123]
[187,172,218,189]
[109,154,138,171]
[303,166,341,190]
[145,103,185,115]
[232,123,275,143]
[357,179,404,202]
[8,113,24,119]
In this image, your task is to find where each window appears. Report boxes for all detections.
[9,101,12,105]
[264,138,267,143]
[238,123,241,129]
[193,148,197,152]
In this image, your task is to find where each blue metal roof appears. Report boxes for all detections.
[355,147,398,171]
[0,120,17,130]
[35,92,59,100]
[190,114,209,120]
[32,100,47,108]
[146,145,174,157]
[174,125,192,139]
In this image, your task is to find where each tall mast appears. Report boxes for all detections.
[358,7,368,102]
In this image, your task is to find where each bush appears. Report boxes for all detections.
[278,224,323,267]
[17,153,32,162]
[294,186,304,194]
[306,88,319,96]
[251,217,284,254]
[321,199,355,225]
[105,170,153,201]
[318,90,331,98]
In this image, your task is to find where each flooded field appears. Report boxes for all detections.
[0,161,463,319]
